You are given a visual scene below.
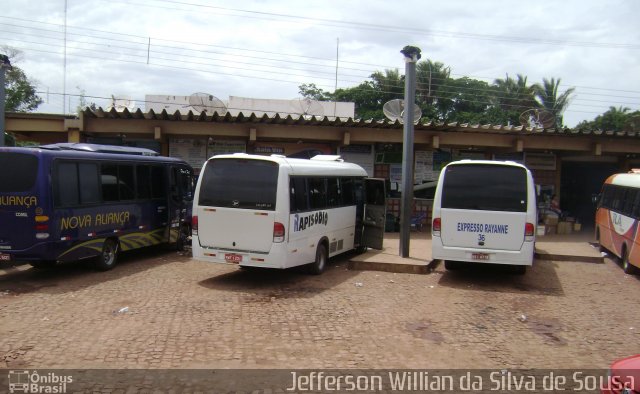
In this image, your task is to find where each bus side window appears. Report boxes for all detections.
[623,188,637,217]
[101,165,119,202]
[151,166,167,199]
[136,165,152,199]
[308,178,327,210]
[633,190,640,219]
[342,178,355,206]
[290,177,308,212]
[79,163,100,204]
[118,165,135,200]
[327,177,342,208]
[55,162,80,207]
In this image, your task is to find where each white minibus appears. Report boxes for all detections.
[431,160,537,274]
[192,153,386,274]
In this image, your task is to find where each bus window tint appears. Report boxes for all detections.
[327,178,342,207]
[442,164,527,212]
[151,166,166,199]
[79,163,100,204]
[290,177,308,212]
[0,153,38,192]
[136,165,152,199]
[117,165,135,200]
[199,159,278,210]
[101,165,119,202]
[308,178,327,209]
[56,162,80,206]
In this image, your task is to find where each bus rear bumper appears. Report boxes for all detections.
[192,238,287,269]
[432,237,535,266]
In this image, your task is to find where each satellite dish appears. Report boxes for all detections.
[188,92,227,115]
[383,99,422,124]
[109,95,136,111]
[290,98,324,119]
[519,109,556,128]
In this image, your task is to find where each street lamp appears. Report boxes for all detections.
[0,54,12,147]
[399,45,421,258]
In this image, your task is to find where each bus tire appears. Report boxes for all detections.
[308,243,327,275]
[94,238,119,271]
[622,247,639,275]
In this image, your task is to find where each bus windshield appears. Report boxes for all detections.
[441,164,527,212]
[0,152,39,192]
[198,158,279,210]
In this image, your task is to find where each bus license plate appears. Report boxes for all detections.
[472,253,490,261]
[225,253,243,263]
[0,253,11,261]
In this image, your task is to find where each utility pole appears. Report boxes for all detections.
[399,45,421,258]
[0,53,11,147]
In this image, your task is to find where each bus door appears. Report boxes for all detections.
[362,178,386,250]
[169,165,195,247]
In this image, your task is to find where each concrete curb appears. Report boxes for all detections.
[348,258,440,275]
[534,252,604,264]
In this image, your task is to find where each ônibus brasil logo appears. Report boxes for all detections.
[8,370,73,393]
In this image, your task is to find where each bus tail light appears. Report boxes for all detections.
[273,222,285,243]
[525,222,535,241]
[35,224,49,231]
[192,215,198,236]
[432,217,441,236]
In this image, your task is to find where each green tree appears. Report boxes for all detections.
[298,83,331,101]
[1,47,43,112]
[534,78,575,128]
[577,106,640,131]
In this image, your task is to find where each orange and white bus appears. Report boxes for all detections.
[595,169,640,275]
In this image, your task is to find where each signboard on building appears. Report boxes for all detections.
[525,152,556,170]
[169,138,207,169]
[339,144,374,177]
[207,140,246,157]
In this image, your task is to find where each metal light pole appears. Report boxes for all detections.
[399,45,421,258]
[0,54,11,147]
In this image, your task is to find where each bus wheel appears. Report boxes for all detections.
[622,248,639,275]
[308,243,327,275]
[30,260,56,269]
[95,238,119,271]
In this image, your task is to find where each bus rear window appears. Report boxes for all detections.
[441,164,527,212]
[0,153,38,192]
[198,159,278,210]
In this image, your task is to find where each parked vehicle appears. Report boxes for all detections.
[0,143,194,270]
[595,170,640,275]
[431,160,537,274]
[192,153,386,274]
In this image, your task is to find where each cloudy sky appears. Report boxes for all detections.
[2,0,639,126]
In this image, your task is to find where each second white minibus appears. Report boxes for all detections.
[431,160,537,274]
[192,153,386,274]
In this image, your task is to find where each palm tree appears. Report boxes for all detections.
[534,78,575,128]
[492,74,538,111]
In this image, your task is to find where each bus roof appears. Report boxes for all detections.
[39,143,159,156]
[607,172,640,189]
[0,146,188,164]
[445,159,528,169]
[207,153,368,177]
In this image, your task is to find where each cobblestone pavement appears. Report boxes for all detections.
[0,243,639,371]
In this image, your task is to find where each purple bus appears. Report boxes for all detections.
[0,143,194,270]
